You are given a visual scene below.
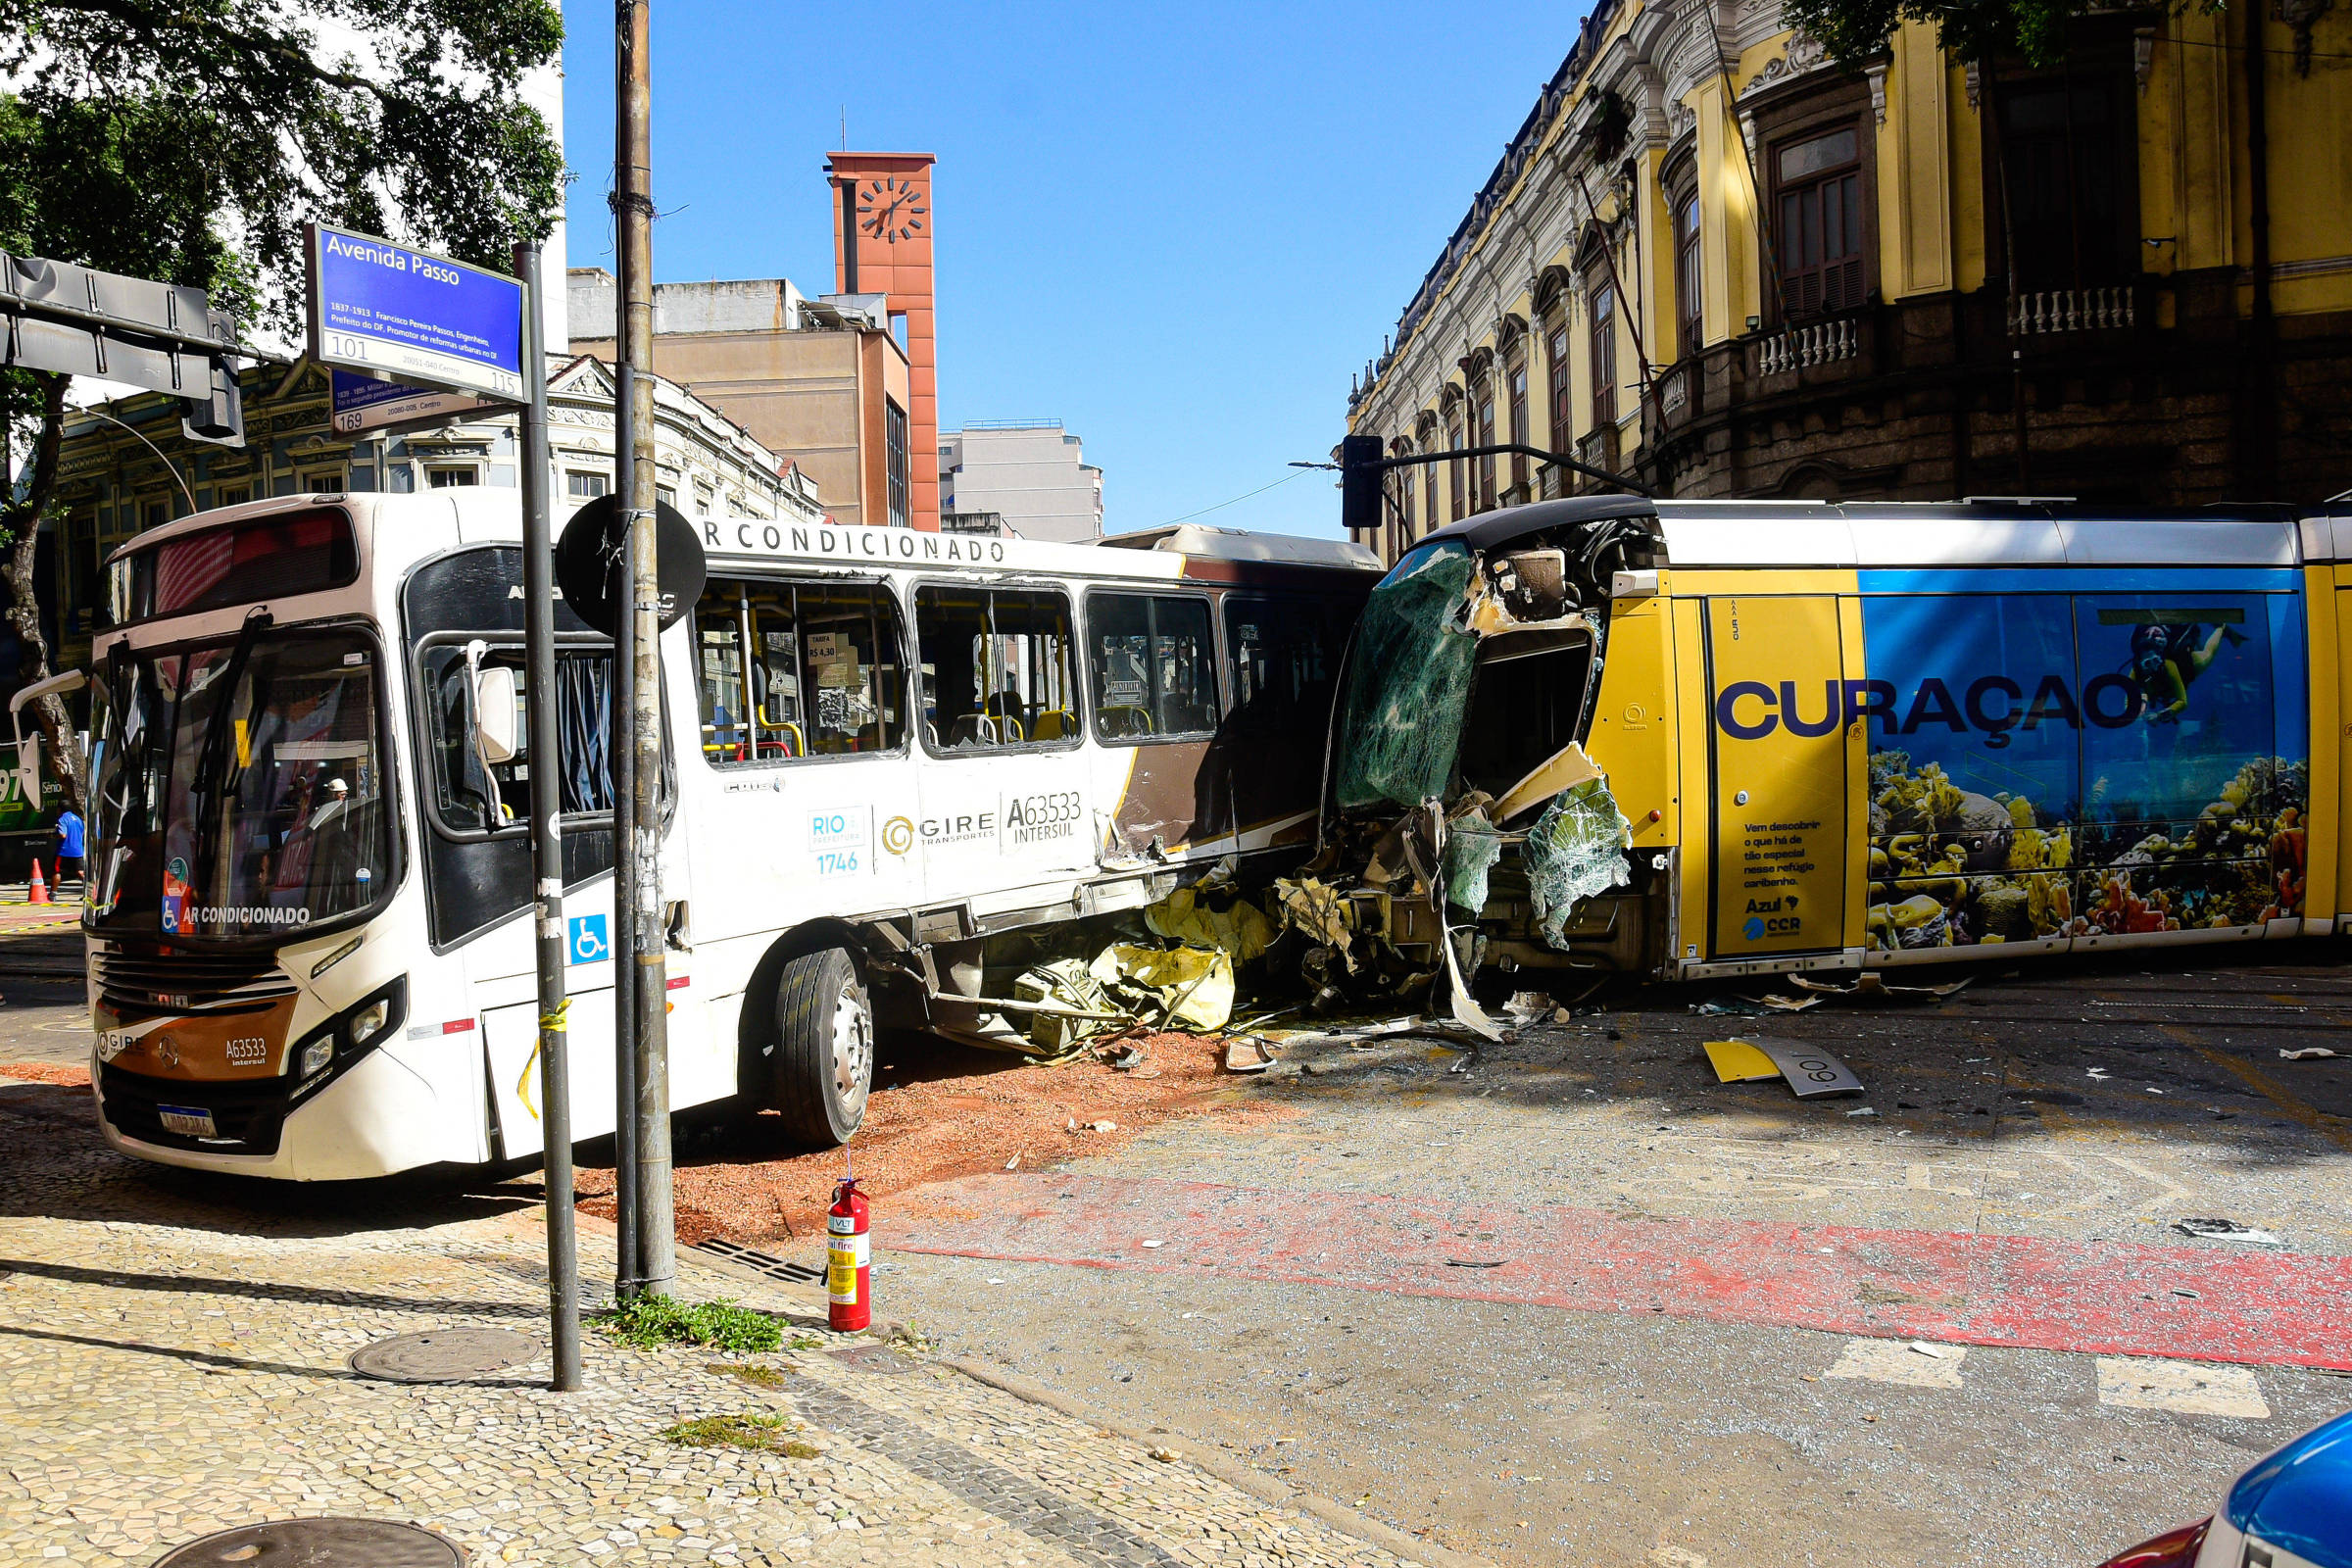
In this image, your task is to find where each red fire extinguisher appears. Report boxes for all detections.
[827,1174,870,1332]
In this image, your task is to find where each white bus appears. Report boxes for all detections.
[68,492,1376,1179]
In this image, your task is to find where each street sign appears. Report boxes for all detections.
[307,224,524,403]
[329,368,491,433]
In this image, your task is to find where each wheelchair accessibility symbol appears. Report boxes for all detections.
[568,913,611,965]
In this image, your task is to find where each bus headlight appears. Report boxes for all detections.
[350,999,391,1048]
[300,1037,335,1079]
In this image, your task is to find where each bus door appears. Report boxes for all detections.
[1083,589,1231,860]
[1217,594,1348,854]
[1704,595,1848,959]
[911,583,1095,897]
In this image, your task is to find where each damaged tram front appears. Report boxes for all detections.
[1316,498,2345,991]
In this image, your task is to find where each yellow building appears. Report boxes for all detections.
[1346,1,2352,564]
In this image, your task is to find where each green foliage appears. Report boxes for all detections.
[594,1294,786,1354]
[1780,0,2212,68]
[0,0,565,329]
[660,1412,821,1458]
[710,1361,791,1389]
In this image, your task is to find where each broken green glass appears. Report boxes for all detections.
[1331,542,1479,812]
[1524,776,1632,948]
[1441,808,1503,916]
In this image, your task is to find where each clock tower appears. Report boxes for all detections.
[827,150,938,530]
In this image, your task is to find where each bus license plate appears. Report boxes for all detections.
[157,1104,218,1138]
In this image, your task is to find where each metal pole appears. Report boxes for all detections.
[515,241,581,1392]
[618,0,676,1297]
[609,0,643,1302]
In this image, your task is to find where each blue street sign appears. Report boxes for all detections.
[328,368,489,433]
[567,913,610,966]
[307,223,525,403]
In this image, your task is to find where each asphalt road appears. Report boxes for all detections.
[873,951,2352,1568]
[9,915,2349,1568]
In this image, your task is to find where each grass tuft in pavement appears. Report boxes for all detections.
[660,1412,820,1457]
[594,1294,782,1353]
[710,1361,790,1389]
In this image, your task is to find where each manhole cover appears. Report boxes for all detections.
[350,1326,541,1383]
[152,1517,464,1565]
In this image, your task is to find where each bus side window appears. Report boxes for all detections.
[1222,594,1346,821]
[696,575,907,764]
[916,585,1080,752]
[1088,592,1220,742]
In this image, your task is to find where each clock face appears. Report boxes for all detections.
[857,176,927,243]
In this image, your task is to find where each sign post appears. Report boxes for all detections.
[307,224,576,1388]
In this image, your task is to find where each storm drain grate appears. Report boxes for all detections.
[350,1326,542,1383]
[152,1517,464,1566]
[697,1237,826,1285]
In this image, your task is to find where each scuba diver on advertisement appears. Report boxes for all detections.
[2128,621,2249,722]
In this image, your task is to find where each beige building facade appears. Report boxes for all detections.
[569,272,914,531]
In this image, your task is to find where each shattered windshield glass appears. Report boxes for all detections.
[1331,541,1480,812]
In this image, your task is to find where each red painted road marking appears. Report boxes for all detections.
[891,1173,2352,1370]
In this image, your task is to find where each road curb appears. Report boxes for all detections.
[941,1354,1500,1568]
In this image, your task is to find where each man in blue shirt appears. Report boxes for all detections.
[54,808,84,888]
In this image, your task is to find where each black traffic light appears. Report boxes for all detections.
[1339,434,1384,538]
[180,356,244,446]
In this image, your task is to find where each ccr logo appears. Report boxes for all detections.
[1742,916,1766,941]
[881,816,915,856]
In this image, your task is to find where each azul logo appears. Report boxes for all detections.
[1714,675,2146,748]
[1741,894,1802,940]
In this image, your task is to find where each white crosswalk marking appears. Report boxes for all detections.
[1825,1337,1967,1389]
[2095,1357,2268,1418]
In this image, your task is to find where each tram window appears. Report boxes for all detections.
[916,586,1079,752]
[693,576,906,765]
[1457,628,1593,802]
[1087,593,1219,742]
[422,644,614,834]
[1224,595,1345,736]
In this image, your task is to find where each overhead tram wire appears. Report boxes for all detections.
[1145,465,1316,530]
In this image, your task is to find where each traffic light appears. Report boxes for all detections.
[180,355,245,446]
[1339,434,1383,538]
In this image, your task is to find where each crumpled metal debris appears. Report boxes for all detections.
[1145,881,1273,965]
[1091,942,1236,1032]
[1012,958,1122,1055]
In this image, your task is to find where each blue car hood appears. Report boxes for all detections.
[2228,1408,2352,1568]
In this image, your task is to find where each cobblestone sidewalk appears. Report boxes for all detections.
[0,1078,1433,1568]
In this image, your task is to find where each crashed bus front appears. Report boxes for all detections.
[1309,498,1672,994]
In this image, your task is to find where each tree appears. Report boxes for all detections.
[0,0,564,816]
[1780,0,2200,66]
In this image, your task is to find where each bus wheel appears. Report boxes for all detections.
[772,947,872,1145]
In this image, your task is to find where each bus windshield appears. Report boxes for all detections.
[89,626,393,941]
[1329,540,1481,813]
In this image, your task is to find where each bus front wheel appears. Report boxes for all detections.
[771,947,873,1145]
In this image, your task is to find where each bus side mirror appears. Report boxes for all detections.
[10,668,88,807]
[474,665,521,764]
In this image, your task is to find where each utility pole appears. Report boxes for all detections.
[615,0,676,1298]
[608,0,643,1304]
[515,239,581,1391]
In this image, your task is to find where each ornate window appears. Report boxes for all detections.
[1506,359,1529,492]
[1446,410,1466,523]
[1590,284,1619,427]
[1774,126,1865,318]
[1472,374,1497,514]
[1675,189,1703,358]
[1546,319,1572,453]
[1996,74,2131,289]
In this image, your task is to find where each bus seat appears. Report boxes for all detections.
[1101,705,1154,739]
[1031,709,1078,741]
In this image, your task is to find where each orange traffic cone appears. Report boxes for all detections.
[26,858,48,905]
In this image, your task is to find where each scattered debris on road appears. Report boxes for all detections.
[2175,1218,2286,1247]
[1701,1038,1866,1099]
[2279,1047,2340,1060]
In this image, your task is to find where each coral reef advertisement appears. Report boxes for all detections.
[1862,588,2308,950]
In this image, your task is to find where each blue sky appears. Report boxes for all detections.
[558,2,1581,538]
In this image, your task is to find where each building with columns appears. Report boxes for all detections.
[1346,0,2352,564]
